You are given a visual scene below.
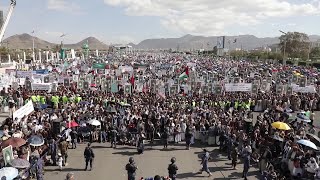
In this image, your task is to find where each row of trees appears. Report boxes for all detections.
[218,31,320,61]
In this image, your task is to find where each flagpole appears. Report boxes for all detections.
[32,30,35,62]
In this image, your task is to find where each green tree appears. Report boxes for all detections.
[310,47,320,60]
[279,32,310,59]
[267,52,283,60]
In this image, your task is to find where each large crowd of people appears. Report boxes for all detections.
[0,51,320,180]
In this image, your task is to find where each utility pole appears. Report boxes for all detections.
[279,30,287,65]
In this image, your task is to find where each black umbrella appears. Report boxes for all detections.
[306,133,320,147]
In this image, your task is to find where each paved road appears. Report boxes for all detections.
[44,142,260,180]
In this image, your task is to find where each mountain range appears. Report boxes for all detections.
[130,34,320,50]
[2,34,109,50]
[2,33,320,50]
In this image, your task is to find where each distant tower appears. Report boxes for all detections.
[0,11,3,29]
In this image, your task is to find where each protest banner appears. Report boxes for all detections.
[31,83,52,91]
[16,71,33,78]
[13,100,34,120]
[224,83,252,92]
[291,84,316,93]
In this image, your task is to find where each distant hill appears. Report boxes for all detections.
[130,34,320,50]
[3,33,55,50]
[2,34,109,50]
[3,33,320,51]
[64,37,108,50]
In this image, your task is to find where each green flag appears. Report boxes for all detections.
[92,63,106,69]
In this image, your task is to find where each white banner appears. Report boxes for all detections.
[16,71,33,78]
[291,84,316,93]
[13,100,34,120]
[224,83,252,92]
[31,83,52,91]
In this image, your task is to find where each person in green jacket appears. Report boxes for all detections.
[62,95,69,104]
[40,96,46,105]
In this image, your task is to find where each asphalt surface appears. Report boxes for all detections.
[44,142,260,180]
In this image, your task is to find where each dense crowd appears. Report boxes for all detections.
[0,52,320,179]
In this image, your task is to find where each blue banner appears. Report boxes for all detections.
[34,69,49,74]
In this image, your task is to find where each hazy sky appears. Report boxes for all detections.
[1,0,319,44]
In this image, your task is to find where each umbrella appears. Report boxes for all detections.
[1,137,26,148]
[271,135,284,142]
[297,139,318,150]
[9,158,30,168]
[27,135,44,147]
[297,114,311,123]
[306,133,320,147]
[271,122,291,130]
[0,167,18,180]
[66,121,79,128]
[87,119,101,126]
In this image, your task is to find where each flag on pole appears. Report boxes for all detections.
[179,72,188,80]
[185,66,189,76]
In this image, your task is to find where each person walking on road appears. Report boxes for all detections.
[242,143,252,180]
[199,149,212,177]
[126,157,138,180]
[168,157,178,180]
[231,142,239,169]
[84,143,95,171]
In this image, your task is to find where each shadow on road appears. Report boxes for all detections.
[112,151,138,156]
[91,145,109,149]
[45,167,85,172]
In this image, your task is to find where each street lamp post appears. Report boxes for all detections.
[279,30,287,65]
[31,30,35,61]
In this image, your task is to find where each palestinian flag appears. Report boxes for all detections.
[179,72,188,80]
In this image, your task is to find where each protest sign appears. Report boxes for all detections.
[224,83,252,92]
[32,83,52,91]
[13,100,34,119]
